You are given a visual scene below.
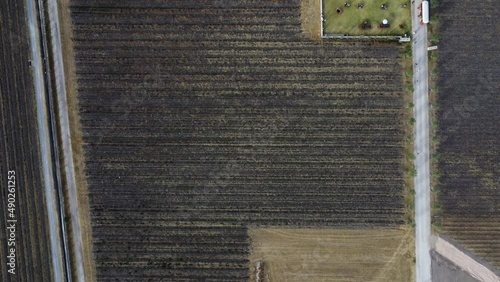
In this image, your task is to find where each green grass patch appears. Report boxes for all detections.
[406,84,414,93]
[324,0,411,35]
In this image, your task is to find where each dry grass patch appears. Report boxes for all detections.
[300,0,322,39]
[249,228,414,282]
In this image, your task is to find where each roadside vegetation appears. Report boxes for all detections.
[426,0,441,233]
[401,43,415,229]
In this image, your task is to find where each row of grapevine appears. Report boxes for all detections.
[70,0,408,280]
[436,0,500,269]
[0,0,54,281]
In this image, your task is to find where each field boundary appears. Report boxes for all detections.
[319,0,324,36]
[323,33,411,42]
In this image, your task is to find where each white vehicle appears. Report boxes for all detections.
[422,0,430,24]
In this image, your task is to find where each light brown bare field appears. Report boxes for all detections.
[300,0,322,40]
[58,0,96,280]
[249,228,414,282]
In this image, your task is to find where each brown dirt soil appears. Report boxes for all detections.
[57,0,96,280]
[249,228,415,282]
[300,0,322,40]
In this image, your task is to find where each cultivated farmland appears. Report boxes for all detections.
[69,0,408,280]
[436,0,500,269]
[0,0,54,280]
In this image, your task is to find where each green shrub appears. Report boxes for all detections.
[406,84,414,93]
[430,0,439,9]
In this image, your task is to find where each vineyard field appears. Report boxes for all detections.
[0,0,54,280]
[69,0,408,280]
[436,0,500,269]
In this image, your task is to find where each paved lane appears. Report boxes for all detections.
[411,1,432,282]
[26,0,66,280]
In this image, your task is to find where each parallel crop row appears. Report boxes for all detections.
[0,0,54,281]
[71,0,407,280]
[437,0,500,268]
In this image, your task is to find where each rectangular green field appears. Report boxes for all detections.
[324,0,411,36]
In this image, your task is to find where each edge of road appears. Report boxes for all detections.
[45,0,88,281]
